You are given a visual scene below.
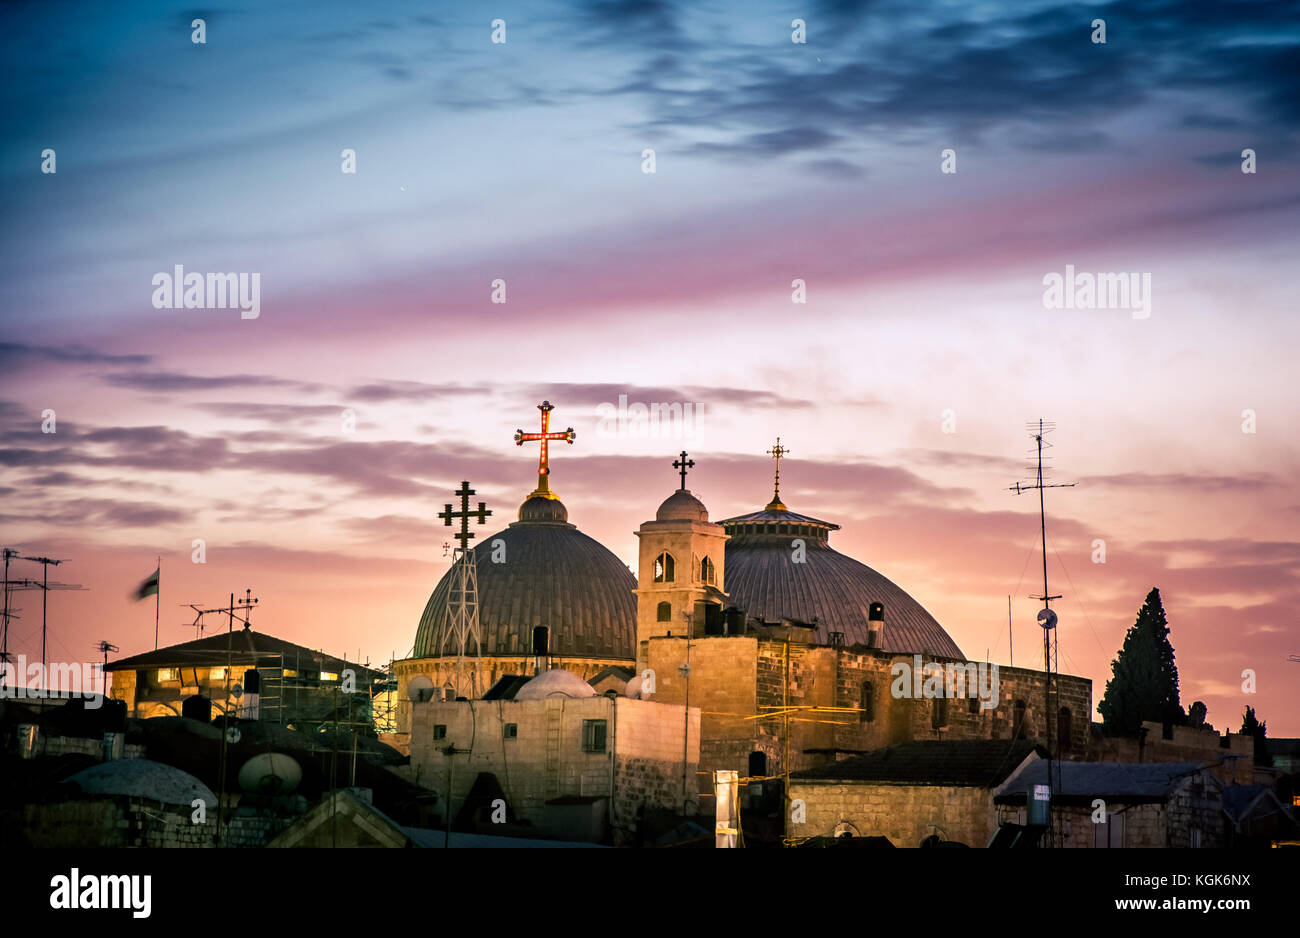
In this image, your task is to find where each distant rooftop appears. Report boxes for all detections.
[103,628,382,680]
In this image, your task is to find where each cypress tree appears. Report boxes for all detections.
[1098,588,1185,735]
[1240,706,1272,767]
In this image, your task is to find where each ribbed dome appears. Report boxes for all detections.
[514,668,597,700]
[720,508,964,659]
[656,489,709,522]
[413,498,636,660]
[68,759,218,807]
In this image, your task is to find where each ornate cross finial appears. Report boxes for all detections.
[439,481,492,552]
[766,437,789,510]
[672,451,694,490]
[514,400,575,500]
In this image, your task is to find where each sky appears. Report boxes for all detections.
[1,0,1298,734]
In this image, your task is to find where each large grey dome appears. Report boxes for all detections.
[720,507,964,659]
[413,497,636,660]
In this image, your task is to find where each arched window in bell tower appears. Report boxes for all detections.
[654,551,675,583]
[701,555,716,586]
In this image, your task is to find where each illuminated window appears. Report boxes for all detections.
[208,667,226,681]
[654,552,675,583]
[320,671,339,682]
[156,669,178,682]
[282,668,298,678]
[656,601,672,622]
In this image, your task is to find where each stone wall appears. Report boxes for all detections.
[788,779,999,847]
[8,797,293,848]
[1088,721,1255,785]
[408,693,698,843]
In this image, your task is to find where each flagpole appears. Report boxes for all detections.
[154,555,160,650]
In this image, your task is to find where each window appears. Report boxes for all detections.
[1189,827,1202,848]
[582,719,607,753]
[1013,700,1027,739]
[282,668,298,678]
[657,601,672,622]
[433,724,447,740]
[859,681,874,723]
[969,694,981,715]
[748,751,767,777]
[503,723,517,739]
[208,667,226,681]
[319,671,339,682]
[1058,707,1072,753]
[1093,811,1124,848]
[156,669,178,682]
[932,696,948,729]
[654,552,675,583]
[701,556,716,585]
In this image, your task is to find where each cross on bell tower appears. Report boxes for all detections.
[438,481,492,553]
[673,451,694,490]
[766,437,789,510]
[514,401,576,500]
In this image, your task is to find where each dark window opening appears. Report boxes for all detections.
[656,601,672,622]
[859,681,874,723]
[582,719,607,753]
[1013,700,1027,739]
[749,751,767,777]
[1058,707,1072,753]
[433,724,447,740]
[932,697,948,729]
[503,723,517,739]
[654,552,675,583]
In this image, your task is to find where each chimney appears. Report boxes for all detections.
[867,603,884,650]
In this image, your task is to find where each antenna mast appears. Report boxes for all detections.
[1008,419,1076,846]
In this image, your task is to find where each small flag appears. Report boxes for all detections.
[133,566,159,601]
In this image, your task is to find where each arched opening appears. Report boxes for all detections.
[656,601,672,622]
[654,551,675,583]
[701,555,716,585]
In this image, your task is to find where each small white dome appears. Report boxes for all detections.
[656,489,709,523]
[624,675,643,699]
[514,669,597,701]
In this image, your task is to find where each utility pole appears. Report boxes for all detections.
[1008,419,1075,846]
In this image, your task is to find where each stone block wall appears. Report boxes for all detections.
[788,780,999,847]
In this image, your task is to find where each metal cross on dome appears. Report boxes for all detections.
[766,437,789,510]
[439,481,492,552]
[673,451,694,489]
[514,401,575,499]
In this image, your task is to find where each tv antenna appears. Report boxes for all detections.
[1007,419,1075,846]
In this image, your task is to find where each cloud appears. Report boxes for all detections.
[102,371,314,393]
[347,381,489,403]
[0,343,151,368]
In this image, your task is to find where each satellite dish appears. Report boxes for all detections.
[238,752,302,795]
[1037,608,1058,631]
[408,675,436,703]
[226,726,242,744]
[230,683,243,699]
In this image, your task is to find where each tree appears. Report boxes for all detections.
[1098,588,1186,735]
[1240,706,1273,767]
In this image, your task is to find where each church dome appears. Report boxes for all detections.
[656,489,709,523]
[413,497,636,660]
[67,759,218,808]
[720,507,964,659]
[514,668,597,700]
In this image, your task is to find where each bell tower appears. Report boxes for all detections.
[633,452,729,669]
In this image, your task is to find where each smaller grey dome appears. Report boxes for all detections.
[68,759,218,808]
[515,669,597,700]
[656,489,709,523]
[518,495,569,524]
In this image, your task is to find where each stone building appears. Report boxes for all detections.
[407,668,699,845]
[104,626,383,733]
[788,739,1043,847]
[994,760,1225,847]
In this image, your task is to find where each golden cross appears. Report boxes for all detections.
[514,401,575,499]
[766,437,789,510]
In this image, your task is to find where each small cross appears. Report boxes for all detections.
[766,437,789,509]
[672,451,694,490]
[439,481,492,552]
[514,400,575,499]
